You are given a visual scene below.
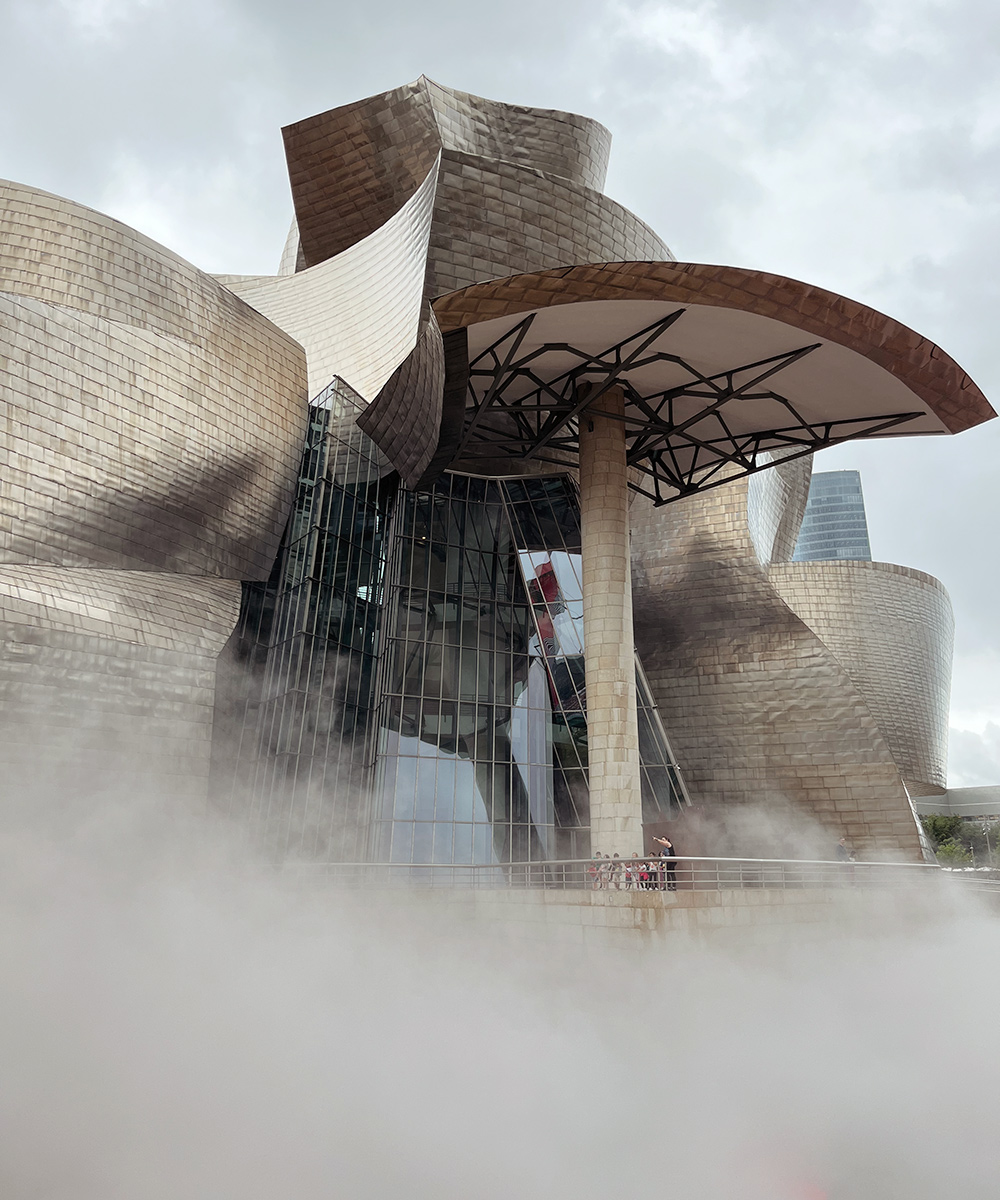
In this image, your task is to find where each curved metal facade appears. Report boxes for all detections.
[218,163,439,402]
[630,472,928,859]
[1,79,989,865]
[281,77,625,270]
[0,568,241,805]
[425,151,670,297]
[0,180,308,806]
[770,560,953,796]
[1,180,308,578]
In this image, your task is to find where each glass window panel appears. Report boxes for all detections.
[411,822,434,863]
[452,822,475,865]
[433,822,455,864]
[390,821,413,864]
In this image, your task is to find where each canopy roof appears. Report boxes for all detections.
[431,261,993,504]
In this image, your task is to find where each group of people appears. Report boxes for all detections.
[588,836,679,892]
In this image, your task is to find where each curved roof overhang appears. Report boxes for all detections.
[429,261,993,504]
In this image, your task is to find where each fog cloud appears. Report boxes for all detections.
[1,779,999,1197]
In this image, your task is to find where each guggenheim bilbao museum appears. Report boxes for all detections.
[1,78,994,866]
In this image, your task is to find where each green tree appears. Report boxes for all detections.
[920,813,965,848]
[934,838,973,867]
[919,814,1000,866]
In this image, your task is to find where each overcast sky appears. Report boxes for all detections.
[4,0,998,786]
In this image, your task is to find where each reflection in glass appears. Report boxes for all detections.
[223,379,392,861]
[373,473,687,864]
[223,413,688,867]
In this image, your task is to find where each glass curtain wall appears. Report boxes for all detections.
[792,470,873,562]
[372,474,542,866]
[218,416,687,868]
[229,379,392,861]
[373,474,686,865]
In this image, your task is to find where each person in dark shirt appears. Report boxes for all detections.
[651,834,678,891]
[836,836,856,862]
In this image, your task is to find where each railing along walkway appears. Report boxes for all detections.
[287,856,1000,893]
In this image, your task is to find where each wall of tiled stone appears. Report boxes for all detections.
[358,884,949,951]
[629,476,926,860]
[579,388,644,854]
[769,561,953,795]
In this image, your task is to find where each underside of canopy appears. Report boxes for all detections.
[427,262,992,503]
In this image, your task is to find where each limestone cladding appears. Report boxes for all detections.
[629,474,926,860]
[0,569,240,805]
[579,388,644,855]
[769,561,953,795]
[218,164,437,402]
[360,884,952,951]
[1,181,309,579]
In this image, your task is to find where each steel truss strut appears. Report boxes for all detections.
[458,309,924,505]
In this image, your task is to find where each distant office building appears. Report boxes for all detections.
[912,787,1000,820]
[792,470,872,561]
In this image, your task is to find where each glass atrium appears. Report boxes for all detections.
[218,382,687,865]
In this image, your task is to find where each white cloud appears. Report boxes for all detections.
[949,723,1000,787]
[54,0,161,39]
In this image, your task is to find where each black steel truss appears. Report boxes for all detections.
[458,309,925,505]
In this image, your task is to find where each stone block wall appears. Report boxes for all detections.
[355,884,951,952]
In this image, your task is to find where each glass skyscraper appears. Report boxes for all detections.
[792,470,872,562]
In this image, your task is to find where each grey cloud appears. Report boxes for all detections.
[2,0,998,766]
[949,723,1000,788]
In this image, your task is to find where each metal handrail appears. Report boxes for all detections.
[290,855,939,870]
[278,854,998,893]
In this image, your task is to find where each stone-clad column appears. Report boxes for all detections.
[578,385,644,856]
